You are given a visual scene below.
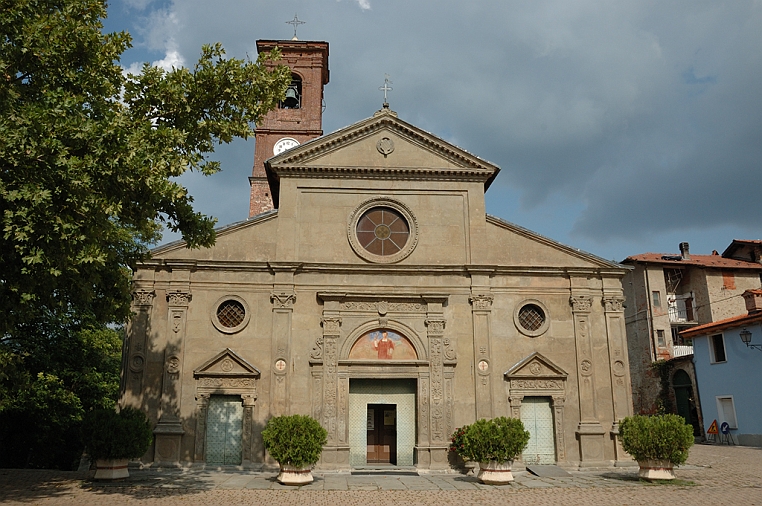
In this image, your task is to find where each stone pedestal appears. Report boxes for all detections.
[153,418,185,466]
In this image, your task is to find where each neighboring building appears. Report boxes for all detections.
[621,242,762,435]
[121,37,635,471]
[680,289,762,447]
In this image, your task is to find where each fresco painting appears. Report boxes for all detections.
[349,330,418,360]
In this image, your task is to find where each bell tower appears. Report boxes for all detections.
[249,39,329,216]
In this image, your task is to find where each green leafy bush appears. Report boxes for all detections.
[619,414,694,465]
[81,407,153,460]
[262,414,327,468]
[457,417,530,463]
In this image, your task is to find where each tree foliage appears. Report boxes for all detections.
[0,0,290,468]
[0,0,291,331]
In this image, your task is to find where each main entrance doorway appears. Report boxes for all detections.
[367,404,397,464]
[206,395,243,465]
[520,396,556,464]
[348,379,416,467]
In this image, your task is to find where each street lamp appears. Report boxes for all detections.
[739,328,762,352]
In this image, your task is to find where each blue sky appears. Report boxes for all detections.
[105,0,762,262]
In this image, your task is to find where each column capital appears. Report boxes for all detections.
[570,294,592,313]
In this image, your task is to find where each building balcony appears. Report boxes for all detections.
[672,345,694,358]
[668,306,696,324]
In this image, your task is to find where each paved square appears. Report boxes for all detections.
[1,444,761,505]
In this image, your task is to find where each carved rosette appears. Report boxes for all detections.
[602,296,625,313]
[469,294,494,311]
[570,295,592,313]
[271,292,296,309]
[167,290,191,307]
[131,289,155,307]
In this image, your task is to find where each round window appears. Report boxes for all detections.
[211,296,250,334]
[514,300,550,337]
[348,198,418,264]
[356,207,410,256]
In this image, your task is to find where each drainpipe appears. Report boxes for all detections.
[643,264,656,362]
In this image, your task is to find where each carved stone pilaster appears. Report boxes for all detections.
[167,290,191,307]
[322,335,338,443]
[509,395,524,419]
[270,290,295,417]
[155,288,190,465]
[570,294,592,313]
[602,296,625,313]
[570,290,605,465]
[603,294,633,465]
[131,288,155,307]
[124,289,154,402]
[470,293,493,419]
[270,292,296,309]
[469,294,494,311]
[552,396,566,462]
[194,394,210,462]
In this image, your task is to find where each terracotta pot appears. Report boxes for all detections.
[477,460,514,484]
[94,458,129,480]
[276,464,314,485]
[637,459,675,480]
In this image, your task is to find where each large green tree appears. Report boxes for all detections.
[0,0,290,331]
[0,0,290,468]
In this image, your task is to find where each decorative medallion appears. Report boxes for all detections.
[477,360,489,373]
[220,358,234,372]
[274,359,287,372]
[376,136,395,156]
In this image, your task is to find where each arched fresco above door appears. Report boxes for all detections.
[348,329,418,360]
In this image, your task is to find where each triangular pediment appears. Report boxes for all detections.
[504,352,568,380]
[194,348,260,378]
[265,109,500,197]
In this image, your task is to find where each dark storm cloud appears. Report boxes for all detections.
[111,0,762,259]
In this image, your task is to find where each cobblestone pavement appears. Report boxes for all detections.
[1,444,760,505]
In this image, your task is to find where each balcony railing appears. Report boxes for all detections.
[672,345,694,358]
[668,306,695,323]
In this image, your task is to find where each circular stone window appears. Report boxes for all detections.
[211,295,251,334]
[514,300,550,337]
[348,198,418,263]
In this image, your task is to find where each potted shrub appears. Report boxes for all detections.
[262,414,327,485]
[619,414,694,481]
[81,407,153,480]
[455,417,530,485]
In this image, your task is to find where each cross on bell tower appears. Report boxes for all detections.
[249,35,329,217]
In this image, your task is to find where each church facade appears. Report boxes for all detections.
[121,39,634,470]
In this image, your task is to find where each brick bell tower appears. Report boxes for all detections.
[249,39,329,216]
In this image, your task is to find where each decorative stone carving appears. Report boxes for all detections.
[570,295,592,313]
[469,294,494,310]
[511,379,563,389]
[131,289,155,306]
[321,317,342,335]
[167,290,191,307]
[271,292,296,309]
[579,359,593,376]
[166,355,181,374]
[376,136,395,156]
[339,301,426,312]
[602,296,625,312]
[443,337,457,362]
[310,336,324,361]
[424,318,446,335]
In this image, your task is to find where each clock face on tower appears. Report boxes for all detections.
[273,137,300,155]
